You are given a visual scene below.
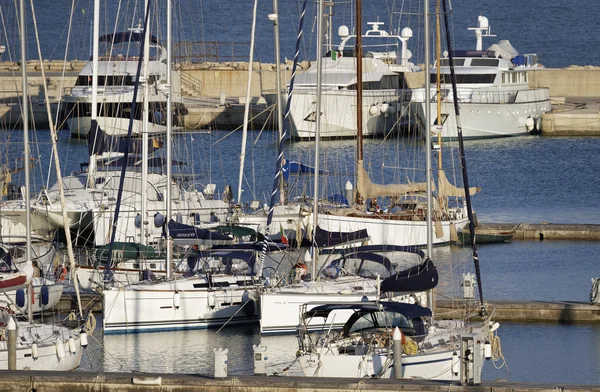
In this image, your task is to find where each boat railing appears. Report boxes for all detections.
[173,41,251,64]
[419,87,549,104]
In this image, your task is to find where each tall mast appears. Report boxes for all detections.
[141,0,150,246]
[87,0,100,188]
[435,0,442,170]
[441,0,485,310]
[272,0,285,205]
[355,0,363,162]
[311,0,324,280]
[424,0,434,315]
[237,0,258,205]
[165,0,173,279]
[19,0,32,323]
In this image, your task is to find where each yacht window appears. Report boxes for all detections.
[470,58,499,67]
[433,113,449,126]
[347,75,408,91]
[431,74,495,84]
[439,58,465,67]
[502,73,507,84]
[511,73,517,83]
[76,75,134,86]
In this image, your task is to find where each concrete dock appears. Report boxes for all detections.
[2,61,600,133]
[475,222,600,241]
[0,370,597,392]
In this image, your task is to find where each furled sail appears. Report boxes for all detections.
[437,169,480,198]
[356,160,427,200]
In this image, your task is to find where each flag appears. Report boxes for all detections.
[279,224,289,245]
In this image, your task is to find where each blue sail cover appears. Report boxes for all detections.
[282,160,329,181]
[380,257,439,293]
[166,220,234,246]
[313,226,369,248]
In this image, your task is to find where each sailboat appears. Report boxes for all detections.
[0,0,86,370]
[295,0,500,383]
[101,1,279,334]
[259,0,436,336]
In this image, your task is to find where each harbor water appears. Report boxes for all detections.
[3,0,599,385]
[14,130,594,385]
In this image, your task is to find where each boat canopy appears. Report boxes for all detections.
[166,220,234,246]
[282,160,329,181]
[95,242,158,263]
[303,301,432,320]
[380,257,439,293]
[313,226,368,248]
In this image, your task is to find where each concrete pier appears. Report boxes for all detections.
[0,370,597,392]
[2,61,600,133]
[476,222,600,241]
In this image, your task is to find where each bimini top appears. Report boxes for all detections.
[303,301,432,320]
[100,32,160,46]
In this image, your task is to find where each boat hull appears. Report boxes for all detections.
[102,277,260,334]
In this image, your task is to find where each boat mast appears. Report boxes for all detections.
[435,0,442,170]
[440,0,485,310]
[355,0,363,164]
[87,0,100,188]
[311,0,324,279]
[237,0,258,205]
[165,0,173,279]
[29,0,83,317]
[271,0,285,205]
[424,0,435,315]
[19,0,32,323]
[141,0,150,246]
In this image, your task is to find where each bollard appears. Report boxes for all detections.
[219,92,226,106]
[253,344,268,376]
[392,327,403,379]
[7,316,16,370]
[213,348,228,378]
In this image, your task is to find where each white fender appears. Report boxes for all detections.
[56,339,66,360]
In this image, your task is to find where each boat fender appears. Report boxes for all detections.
[55,339,66,360]
[368,104,379,116]
[41,284,49,306]
[451,351,459,376]
[56,266,67,281]
[68,337,77,354]
[173,291,181,309]
[80,331,88,348]
[154,213,165,228]
[484,340,492,360]
[525,117,535,132]
[15,289,25,308]
[208,291,216,309]
[31,343,39,360]
[590,278,600,304]
[241,290,255,318]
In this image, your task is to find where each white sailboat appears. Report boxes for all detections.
[295,0,501,383]
[259,0,433,336]
[102,1,272,334]
[0,0,85,370]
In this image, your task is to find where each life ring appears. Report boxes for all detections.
[56,266,67,281]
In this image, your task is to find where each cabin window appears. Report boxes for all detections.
[431,74,495,84]
[438,58,465,67]
[470,58,499,67]
[347,75,407,91]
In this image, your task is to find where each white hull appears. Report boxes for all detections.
[289,89,404,139]
[1,278,63,315]
[415,91,551,139]
[317,212,469,247]
[67,116,166,138]
[103,276,260,334]
[0,323,83,371]
[235,203,311,241]
[299,347,462,380]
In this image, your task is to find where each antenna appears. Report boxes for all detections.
[467,16,496,51]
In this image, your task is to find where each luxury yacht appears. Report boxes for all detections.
[289,21,419,139]
[412,16,551,139]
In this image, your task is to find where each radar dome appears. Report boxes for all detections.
[338,25,349,38]
[478,16,489,29]
[401,27,413,39]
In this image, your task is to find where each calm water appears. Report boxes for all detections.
[4,0,600,384]
[5,0,599,69]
